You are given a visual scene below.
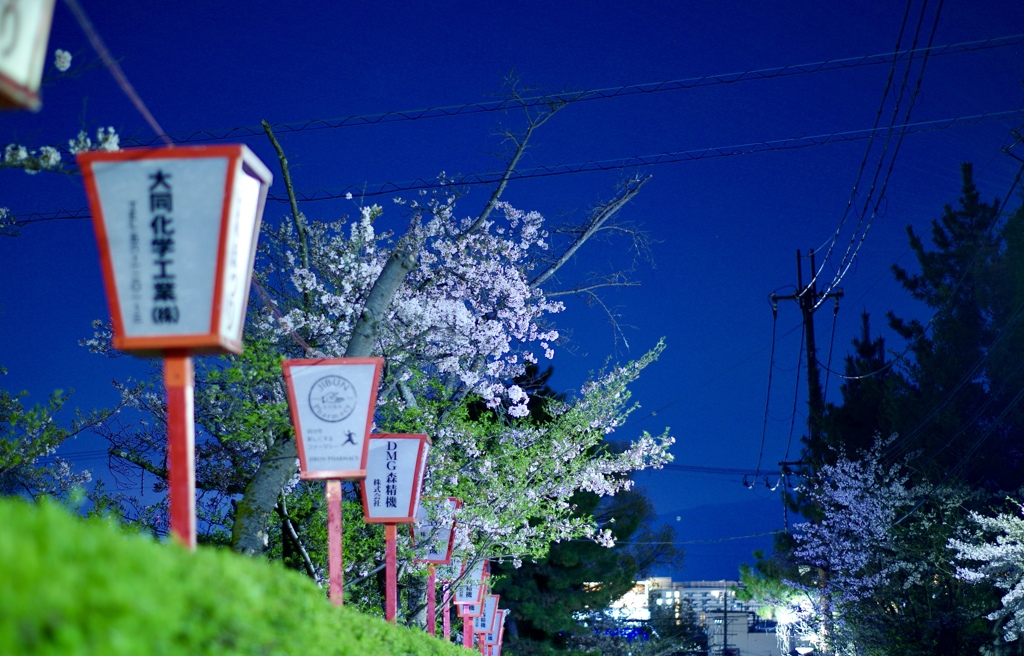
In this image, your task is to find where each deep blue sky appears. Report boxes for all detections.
[2,0,1023,581]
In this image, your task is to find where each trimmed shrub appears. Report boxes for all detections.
[0,498,469,655]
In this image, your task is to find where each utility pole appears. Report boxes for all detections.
[721,581,728,656]
[770,249,843,445]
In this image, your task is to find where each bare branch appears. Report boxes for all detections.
[262,120,310,272]
[276,497,319,583]
[579,289,635,351]
[470,78,573,232]
[545,280,641,299]
[530,175,651,289]
[110,448,167,480]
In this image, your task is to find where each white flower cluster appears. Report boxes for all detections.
[791,435,922,605]
[3,143,60,174]
[68,127,120,154]
[417,342,673,558]
[53,49,72,72]
[79,319,116,356]
[3,128,119,176]
[786,434,991,652]
[256,194,563,418]
[951,504,1024,644]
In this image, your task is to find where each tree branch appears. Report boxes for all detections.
[469,81,570,233]
[544,280,641,298]
[530,175,650,289]
[231,433,297,555]
[275,497,319,583]
[262,120,310,272]
[110,448,167,480]
[345,248,418,357]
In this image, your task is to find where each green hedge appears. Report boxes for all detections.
[0,499,470,656]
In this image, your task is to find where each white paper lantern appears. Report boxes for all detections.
[78,145,272,355]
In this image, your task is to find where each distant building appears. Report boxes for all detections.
[637,577,782,656]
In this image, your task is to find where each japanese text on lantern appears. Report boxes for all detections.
[128,200,142,324]
[148,170,179,324]
[385,440,398,507]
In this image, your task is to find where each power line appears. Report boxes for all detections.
[273,110,1024,201]
[807,0,918,298]
[783,322,805,464]
[752,295,782,480]
[112,33,1024,148]
[662,463,782,477]
[817,0,945,305]
[15,108,1022,225]
[63,0,170,145]
[614,531,786,546]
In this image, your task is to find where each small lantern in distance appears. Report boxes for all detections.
[412,496,463,564]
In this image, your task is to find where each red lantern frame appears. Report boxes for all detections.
[282,357,384,481]
[360,433,431,524]
[78,144,272,356]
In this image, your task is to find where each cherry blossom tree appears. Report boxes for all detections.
[0,367,96,500]
[87,91,673,603]
[952,502,1024,654]
[788,434,989,655]
[217,95,662,557]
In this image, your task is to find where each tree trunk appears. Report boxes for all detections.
[231,435,299,554]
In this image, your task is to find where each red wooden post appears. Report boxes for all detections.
[327,480,343,606]
[443,581,451,639]
[427,564,437,635]
[386,523,398,623]
[462,609,473,649]
[164,352,195,549]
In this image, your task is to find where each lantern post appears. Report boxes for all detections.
[164,351,195,543]
[438,557,464,641]
[443,580,453,639]
[361,433,431,622]
[78,145,272,549]
[412,497,462,635]
[454,558,489,648]
[427,565,437,634]
[326,480,343,602]
[473,594,500,655]
[282,357,384,605]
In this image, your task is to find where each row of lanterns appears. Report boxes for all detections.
[6,6,508,652]
[286,357,507,651]
[74,143,506,650]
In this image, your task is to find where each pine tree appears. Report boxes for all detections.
[888,162,1024,490]
[492,487,679,655]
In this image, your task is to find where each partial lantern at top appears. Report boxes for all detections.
[77,145,273,355]
[0,0,56,111]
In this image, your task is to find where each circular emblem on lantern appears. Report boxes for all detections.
[309,375,357,422]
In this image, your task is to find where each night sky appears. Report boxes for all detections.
[2,0,1023,581]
